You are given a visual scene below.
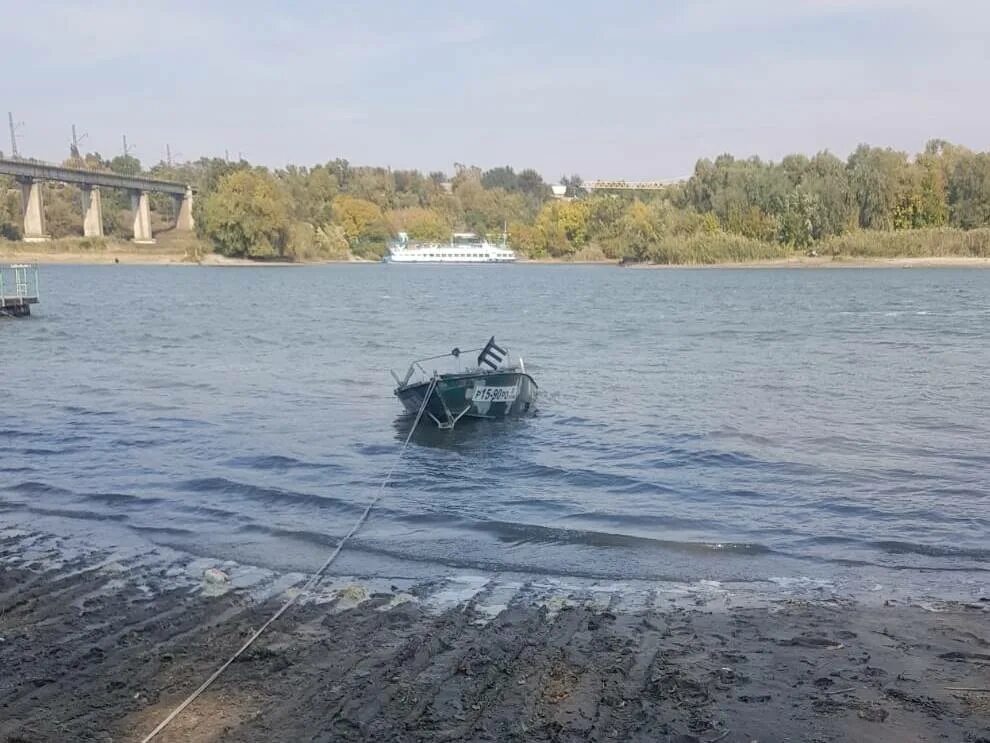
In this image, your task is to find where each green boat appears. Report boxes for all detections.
[392,337,538,429]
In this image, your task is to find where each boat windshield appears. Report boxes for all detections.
[392,340,518,388]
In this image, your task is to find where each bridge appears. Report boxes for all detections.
[582,178,686,192]
[0,158,194,243]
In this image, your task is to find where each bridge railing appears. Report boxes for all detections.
[0,158,189,195]
[582,178,687,191]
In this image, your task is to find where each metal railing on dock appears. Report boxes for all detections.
[0,263,40,317]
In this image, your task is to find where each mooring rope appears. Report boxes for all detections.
[140,375,439,742]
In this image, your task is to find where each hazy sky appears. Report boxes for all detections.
[3,1,988,180]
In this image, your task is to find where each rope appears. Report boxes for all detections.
[140,375,439,742]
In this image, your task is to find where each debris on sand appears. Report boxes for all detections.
[202,567,231,595]
[203,567,230,585]
[858,704,890,722]
[333,584,370,611]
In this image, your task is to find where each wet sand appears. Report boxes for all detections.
[1,531,988,743]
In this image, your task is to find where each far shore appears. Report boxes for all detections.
[626,255,990,269]
[0,245,370,267]
[3,243,990,269]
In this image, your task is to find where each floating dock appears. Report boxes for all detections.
[0,264,40,317]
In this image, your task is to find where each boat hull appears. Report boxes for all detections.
[396,370,538,426]
[386,255,516,264]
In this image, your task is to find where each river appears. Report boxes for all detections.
[2,264,988,602]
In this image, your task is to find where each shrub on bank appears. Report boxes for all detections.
[0,234,212,262]
[647,232,793,264]
[820,228,990,257]
[636,227,990,264]
[284,222,352,261]
[0,237,111,254]
[570,244,609,262]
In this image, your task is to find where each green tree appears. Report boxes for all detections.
[453,172,527,233]
[283,221,351,261]
[619,201,664,260]
[584,194,626,256]
[560,174,586,198]
[314,223,350,258]
[333,195,389,254]
[684,154,791,228]
[0,177,21,239]
[948,152,990,228]
[278,164,338,225]
[780,154,810,187]
[914,141,951,227]
[801,151,855,238]
[507,220,544,257]
[481,166,519,191]
[777,191,819,247]
[345,167,397,208]
[110,154,142,176]
[44,184,82,238]
[386,207,450,241]
[725,205,777,241]
[200,170,291,258]
[847,145,912,230]
[535,200,590,256]
[517,168,550,212]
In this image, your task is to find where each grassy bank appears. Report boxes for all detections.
[642,232,792,264]
[820,227,990,258]
[633,227,990,265]
[0,232,212,264]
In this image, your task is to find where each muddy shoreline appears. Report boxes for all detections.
[2,532,988,743]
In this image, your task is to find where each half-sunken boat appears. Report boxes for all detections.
[392,337,538,429]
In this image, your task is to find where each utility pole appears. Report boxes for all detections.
[122,134,135,158]
[8,112,23,159]
[70,124,88,160]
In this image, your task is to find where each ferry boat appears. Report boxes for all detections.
[386,232,516,263]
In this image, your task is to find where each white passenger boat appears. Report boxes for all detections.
[386,232,516,263]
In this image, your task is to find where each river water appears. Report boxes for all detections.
[2,264,988,601]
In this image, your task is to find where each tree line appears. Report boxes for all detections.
[2,139,989,261]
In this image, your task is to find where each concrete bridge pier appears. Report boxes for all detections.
[130,190,154,243]
[174,187,194,231]
[81,185,104,238]
[2,158,191,245]
[18,178,49,242]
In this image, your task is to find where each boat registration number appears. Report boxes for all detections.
[472,386,518,403]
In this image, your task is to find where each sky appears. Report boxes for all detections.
[3,0,989,181]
